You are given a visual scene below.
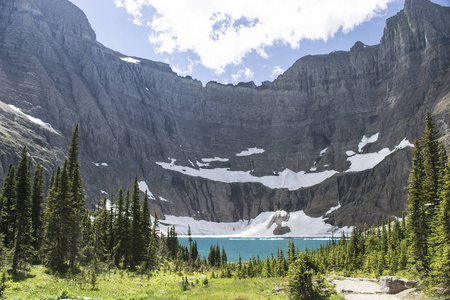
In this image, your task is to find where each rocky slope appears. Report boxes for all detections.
[0,0,449,228]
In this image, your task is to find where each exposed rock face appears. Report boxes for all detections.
[379,276,414,294]
[0,0,449,227]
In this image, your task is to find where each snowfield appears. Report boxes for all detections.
[156,160,339,190]
[138,181,156,200]
[8,104,53,129]
[346,138,414,172]
[236,147,265,156]
[358,132,379,152]
[158,210,352,237]
[120,57,140,64]
[156,136,413,190]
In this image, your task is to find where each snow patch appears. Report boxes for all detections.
[320,147,328,157]
[202,157,229,163]
[395,138,414,150]
[159,196,170,203]
[236,147,265,157]
[326,201,341,216]
[160,210,352,237]
[196,161,210,168]
[156,138,413,191]
[138,181,156,199]
[120,57,140,64]
[346,150,356,157]
[156,159,338,191]
[8,104,53,129]
[358,132,379,152]
[92,162,108,167]
[347,138,414,172]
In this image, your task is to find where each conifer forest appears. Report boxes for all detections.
[0,114,449,299]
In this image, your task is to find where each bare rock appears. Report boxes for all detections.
[379,276,414,294]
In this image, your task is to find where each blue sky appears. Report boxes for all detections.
[68,0,449,86]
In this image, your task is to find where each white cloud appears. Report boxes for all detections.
[171,56,198,76]
[271,66,284,78]
[244,67,254,80]
[231,67,254,82]
[115,0,394,73]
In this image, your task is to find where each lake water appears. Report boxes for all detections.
[178,237,331,262]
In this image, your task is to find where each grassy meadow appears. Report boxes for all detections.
[1,265,289,299]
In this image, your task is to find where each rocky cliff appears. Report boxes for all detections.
[0,0,449,228]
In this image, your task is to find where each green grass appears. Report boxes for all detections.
[2,266,289,299]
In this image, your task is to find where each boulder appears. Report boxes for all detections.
[379,276,414,294]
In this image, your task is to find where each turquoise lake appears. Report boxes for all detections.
[178,237,331,262]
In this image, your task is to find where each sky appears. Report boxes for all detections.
[68,0,449,86]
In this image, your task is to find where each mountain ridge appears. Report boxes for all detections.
[0,0,449,229]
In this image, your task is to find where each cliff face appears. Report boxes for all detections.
[0,0,449,227]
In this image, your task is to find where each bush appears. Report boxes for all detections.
[202,277,209,286]
[288,254,324,300]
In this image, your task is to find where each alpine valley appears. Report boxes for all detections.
[0,0,449,235]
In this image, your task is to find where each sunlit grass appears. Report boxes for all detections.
[2,266,289,299]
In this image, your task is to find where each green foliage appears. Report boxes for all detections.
[0,164,16,248]
[0,272,6,298]
[12,146,34,273]
[288,253,322,300]
[31,163,44,263]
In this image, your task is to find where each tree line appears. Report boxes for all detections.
[1,114,449,299]
[0,125,227,275]
[291,113,450,298]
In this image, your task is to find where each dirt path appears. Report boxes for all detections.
[333,277,420,300]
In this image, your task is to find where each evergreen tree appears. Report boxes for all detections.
[108,193,115,258]
[130,177,143,269]
[0,165,16,248]
[141,191,151,249]
[406,140,428,275]
[43,163,72,271]
[12,147,34,272]
[94,197,109,261]
[67,125,86,269]
[114,188,126,267]
[288,253,318,300]
[31,163,45,263]
[221,246,227,267]
[429,162,450,297]
[123,189,131,268]
[421,113,441,215]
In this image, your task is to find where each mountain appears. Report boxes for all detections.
[0,0,449,231]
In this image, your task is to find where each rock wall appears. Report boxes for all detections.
[0,0,449,227]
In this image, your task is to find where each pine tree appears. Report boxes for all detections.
[152,210,160,242]
[94,197,109,261]
[12,147,34,272]
[67,125,86,269]
[130,176,143,269]
[108,193,115,258]
[114,188,126,267]
[406,140,428,275]
[221,246,227,267]
[421,113,441,215]
[288,253,318,300]
[31,163,45,263]
[429,162,450,297]
[123,189,131,268]
[0,165,16,248]
[43,163,72,271]
[141,191,151,249]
